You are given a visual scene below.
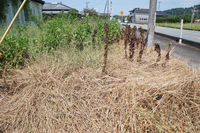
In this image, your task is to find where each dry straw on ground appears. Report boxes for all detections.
[0,41,200,132]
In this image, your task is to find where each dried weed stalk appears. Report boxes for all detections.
[165,43,172,61]
[92,29,98,49]
[124,26,128,58]
[154,43,161,62]
[137,27,149,62]
[124,25,131,58]
[129,26,137,59]
[143,28,150,49]
[102,22,109,74]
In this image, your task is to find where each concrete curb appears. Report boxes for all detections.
[154,32,200,49]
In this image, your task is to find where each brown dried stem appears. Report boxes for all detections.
[154,43,161,62]
[92,29,98,49]
[166,43,172,61]
[102,22,109,74]
[129,26,137,59]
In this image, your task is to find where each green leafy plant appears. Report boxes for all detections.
[0,35,29,68]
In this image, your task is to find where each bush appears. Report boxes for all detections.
[0,16,122,68]
[0,35,29,68]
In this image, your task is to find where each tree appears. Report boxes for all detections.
[67,9,79,19]
[83,8,98,16]
[113,15,121,19]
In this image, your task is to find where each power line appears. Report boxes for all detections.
[92,0,106,7]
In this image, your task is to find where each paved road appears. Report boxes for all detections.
[121,23,200,70]
[154,35,200,70]
[127,23,200,44]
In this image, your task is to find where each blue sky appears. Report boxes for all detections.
[45,0,200,15]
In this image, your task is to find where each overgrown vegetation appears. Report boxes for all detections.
[0,14,122,69]
[0,13,200,133]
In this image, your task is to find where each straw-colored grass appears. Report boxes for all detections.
[0,41,200,132]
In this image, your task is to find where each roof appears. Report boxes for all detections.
[130,8,167,17]
[135,9,149,13]
[31,0,45,4]
[42,2,73,11]
[156,11,167,16]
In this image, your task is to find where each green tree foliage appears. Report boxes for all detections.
[156,15,196,23]
[164,4,200,17]
[113,15,121,19]
[84,8,98,16]
[67,9,79,20]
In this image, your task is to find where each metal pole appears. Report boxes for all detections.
[86,2,89,9]
[107,0,109,19]
[179,19,183,44]
[147,0,157,47]
[191,12,195,27]
[0,0,27,46]
[110,0,112,20]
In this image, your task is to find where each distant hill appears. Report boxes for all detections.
[164,4,200,17]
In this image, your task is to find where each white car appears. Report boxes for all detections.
[124,20,128,23]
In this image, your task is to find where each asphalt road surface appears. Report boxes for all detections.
[121,23,200,70]
[128,23,200,44]
[154,35,200,70]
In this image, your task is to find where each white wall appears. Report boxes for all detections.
[5,0,42,25]
[135,13,149,24]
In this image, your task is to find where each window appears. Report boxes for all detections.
[140,18,147,21]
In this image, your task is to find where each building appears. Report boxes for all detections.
[129,8,167,24]
[42,2,78,16]
[5,0,45,25]
[195,18,200,23]
[156,11,168,18]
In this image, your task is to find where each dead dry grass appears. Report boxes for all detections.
[0,41,200,132]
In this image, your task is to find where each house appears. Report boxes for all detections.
[195,18,200,23]
[5,0,45,25]
[156,11,168,18]
[129,8,167,24]
[42,2,78,16]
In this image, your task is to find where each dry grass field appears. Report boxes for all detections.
[0,39,200,132]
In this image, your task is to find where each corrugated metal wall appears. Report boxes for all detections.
[5,0,42,25]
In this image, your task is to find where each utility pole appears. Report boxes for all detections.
[191,5,198,27]
[104,0,109,19]
[110,0,112,20]
[107,0,109,19]
[148,0,157,47]
[158,1,161,11]
[85,2,89,9]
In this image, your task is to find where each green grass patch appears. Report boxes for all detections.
[156,22,200,30]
